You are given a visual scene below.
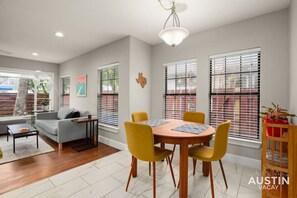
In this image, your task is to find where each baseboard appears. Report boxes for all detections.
[98,137,261,169]
[222,153,261,169]
[98,135,127,151]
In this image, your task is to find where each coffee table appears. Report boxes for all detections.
[7,124,39,153]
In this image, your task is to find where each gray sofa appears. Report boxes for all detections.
[35,107,89,150]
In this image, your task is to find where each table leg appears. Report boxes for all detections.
[132,156,138,177]
[13,136,15,153]
[36,132,39,149]
[179,140,188,197]
[7,127,9,141]
[202,141,210,176]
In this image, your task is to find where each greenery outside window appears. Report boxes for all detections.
[98,64,119,127]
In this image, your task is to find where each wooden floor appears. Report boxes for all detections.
[0,134,119,195]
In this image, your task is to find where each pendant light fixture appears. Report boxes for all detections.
[159,0,189,47]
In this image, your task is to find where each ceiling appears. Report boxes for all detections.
[0,0,291,64]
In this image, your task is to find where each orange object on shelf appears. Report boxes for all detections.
[19,128,29,132]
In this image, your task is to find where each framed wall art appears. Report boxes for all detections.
[76,74,87,96]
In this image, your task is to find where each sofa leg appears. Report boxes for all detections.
[58,143,63,150]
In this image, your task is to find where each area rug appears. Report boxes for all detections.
[0,135,54,165]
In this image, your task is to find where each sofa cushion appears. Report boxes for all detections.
[64,111,74,119]
[79,110,89,117]
[57,107,75,119]
[72,111,80,118]
[36,120,58,135]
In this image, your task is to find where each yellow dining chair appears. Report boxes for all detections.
[171,111,205,167]
[188,120,231,198]
[131,112,153,175]
[132,112,148,123]
[124,122,176,198]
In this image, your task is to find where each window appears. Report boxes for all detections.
[98,64,119,127]
[60,76,70,107]
[164,59,197,119]
[0,68,54,117]
[209,49,260,141]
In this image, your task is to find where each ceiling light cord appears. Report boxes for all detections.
[163,2,181,29]
[158,0,173,11]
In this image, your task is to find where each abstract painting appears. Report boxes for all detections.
[76,75,87,96]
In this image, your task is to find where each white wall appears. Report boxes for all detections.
[129,37,152,116]
[290,0,297,123]
[151,9,289,160]
[0,55,59,110]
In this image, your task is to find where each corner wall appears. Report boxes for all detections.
[290,0,297,123]
[129,37,152,116]
[59,37,131,144]
[151,9,290,160]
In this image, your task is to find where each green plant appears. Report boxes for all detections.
[40,98,50,106]
[261,103,295,120]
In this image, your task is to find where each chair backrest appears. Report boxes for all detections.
[124,122,155,162]
[212,120,231,161]
[132,112,148,122]
[183,111,205,124]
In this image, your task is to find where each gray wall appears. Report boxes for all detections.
[129,37,152,116]
[290,0,297,123]
[151,9,290,160]
[0,55,59,110]
[59,37,130,144]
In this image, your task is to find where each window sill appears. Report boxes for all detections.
[228,137,261,149]
[212,136,262,149]
[98,123,119,134]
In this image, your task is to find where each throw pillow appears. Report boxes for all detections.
[58,107,70,119]
[72,111,80,118]
[64,111,74,119]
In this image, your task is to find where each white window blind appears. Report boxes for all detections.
[98,65,119,127]
[164,59,197,119]
[209,49,260,140]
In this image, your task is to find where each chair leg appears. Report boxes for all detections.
[219,160,228,189]
[209,162,215,198]
[149,162,151,176]
[193,159,197,175]
[153,162,156,198]
[170,144,176,162]
[167,156,176,188]
[126,157,134,191]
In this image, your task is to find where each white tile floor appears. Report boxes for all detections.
[1,150,262,198]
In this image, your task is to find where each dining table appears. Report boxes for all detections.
[132,119,215,198]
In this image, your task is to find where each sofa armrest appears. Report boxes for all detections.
[36,112,58,120]
[57,119,86,143]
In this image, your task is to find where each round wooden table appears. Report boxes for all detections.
[132,119,215,198]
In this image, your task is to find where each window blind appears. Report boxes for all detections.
[164,59,197,120]
[98,65,119,127]
[209,49,260,140]
[60,76,70,107]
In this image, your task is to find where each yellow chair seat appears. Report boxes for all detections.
[153,146,173,162]
[188,145,214,162]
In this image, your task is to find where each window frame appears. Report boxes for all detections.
[164,59,197,120]
[97,63,119,129]
[0,67,54,117]
[209,48,261,141]
[60,75,70,108]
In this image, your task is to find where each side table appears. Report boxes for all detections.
[72,117,98,152]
